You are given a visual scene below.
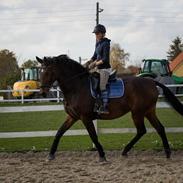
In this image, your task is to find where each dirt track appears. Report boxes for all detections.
[0,150,183,183]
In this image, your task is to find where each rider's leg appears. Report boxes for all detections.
[98,69,110,114]
[100,90,109,113]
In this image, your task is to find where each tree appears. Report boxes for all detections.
[0,49,20,89]
[110,43,129,73]
[167,36,183,61]
[21,59,39,68]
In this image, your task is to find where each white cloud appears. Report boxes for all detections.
[0,0,24,7]
[0,0,183,66]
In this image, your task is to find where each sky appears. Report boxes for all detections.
[0,0,183,66]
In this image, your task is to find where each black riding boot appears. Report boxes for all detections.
[98,90,109,114]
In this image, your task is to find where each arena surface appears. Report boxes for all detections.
[0,150,183,183]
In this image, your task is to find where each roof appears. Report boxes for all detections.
[169,52,183,71]
[143,59,167,63]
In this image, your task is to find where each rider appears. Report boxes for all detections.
[89,24,111,114]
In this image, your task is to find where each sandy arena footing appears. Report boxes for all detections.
[0,150,183,183]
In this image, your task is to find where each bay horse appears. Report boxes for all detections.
[36,55,183,161]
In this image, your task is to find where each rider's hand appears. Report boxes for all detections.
[95,60,103,66]
[83,59,93,68]
[88,61,96,69]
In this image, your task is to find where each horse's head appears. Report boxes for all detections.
[36,54,89,97]
[36,56,57,97]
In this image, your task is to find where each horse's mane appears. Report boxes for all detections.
[46,54,88,73]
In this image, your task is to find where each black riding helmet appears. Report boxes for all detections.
[92,24,106,34]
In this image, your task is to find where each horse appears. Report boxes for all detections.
[36,55,183,162]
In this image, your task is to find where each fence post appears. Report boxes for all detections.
[92,119,98,148]
[57,87,60,103]
[21,90,24,104]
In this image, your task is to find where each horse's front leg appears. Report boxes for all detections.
[82,119,106,162]
[48,115,77,160]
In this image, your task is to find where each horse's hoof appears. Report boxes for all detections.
[47,154,55,161]
[122,152,128,157]
[165,149,171,159]
[99,156,107,162]
[166,153,171,159]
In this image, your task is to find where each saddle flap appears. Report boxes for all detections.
[90,78,124,99]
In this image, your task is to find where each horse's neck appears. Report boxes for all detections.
[58,73,89,100]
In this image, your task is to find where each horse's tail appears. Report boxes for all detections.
[155,81,183,116]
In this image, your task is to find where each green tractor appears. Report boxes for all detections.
[138,59,183,93]
[139,59,171,78]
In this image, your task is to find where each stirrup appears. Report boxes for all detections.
[97,105,109,114]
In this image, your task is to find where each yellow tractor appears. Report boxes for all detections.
[12,67,41,98]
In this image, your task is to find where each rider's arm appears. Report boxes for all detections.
[91,44,97,61]
[91,52,97,61]
[95,41,110,66]
[101,41,110,64]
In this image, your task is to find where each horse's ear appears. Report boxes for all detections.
[36,56,43,64]
[43,56,50,65]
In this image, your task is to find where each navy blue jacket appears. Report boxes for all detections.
[91,38,111,69]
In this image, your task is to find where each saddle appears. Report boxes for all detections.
[90,70,124,99]
[90,70,117,91]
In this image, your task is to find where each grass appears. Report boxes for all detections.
[0,96,182,107]
[1,133,183,152]
[0,108,183,152]
[0,109,182,133]
[0,102,61,107]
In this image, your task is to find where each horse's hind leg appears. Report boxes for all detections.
[48,115,77,160]
[146,108,171,158]
[122,113,146,156]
